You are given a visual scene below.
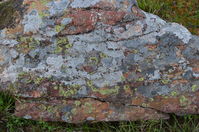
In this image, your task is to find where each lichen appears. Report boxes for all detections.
[179,95,189,107]
[16,37,40,54]
[89,57,99,65]
[74,101,81,106]
[161,79,170,85]
[86,80,119,95]
[55,37,73,54]
[191,85,198,92]
[84,102,94,114]
[55,25,65,33]
[136,77,144,82]
[171,91,178,96]
[58,84,80,97]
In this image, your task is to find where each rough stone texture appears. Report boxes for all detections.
[0,0,199,123]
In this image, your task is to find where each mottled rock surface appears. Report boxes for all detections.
[0,0,199,123]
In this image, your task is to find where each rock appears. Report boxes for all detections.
[0,0,199,123]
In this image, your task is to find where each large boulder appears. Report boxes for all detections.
[0,0,199,123]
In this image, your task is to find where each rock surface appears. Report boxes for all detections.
[0,0,199,123]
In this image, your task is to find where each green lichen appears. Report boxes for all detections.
[55,25,65,33]
[134,88,138,92]
[97,87,119,95]
[163,95,168,99]
[149,98,154,101]
[18,72,32,84]
[120,76,126,81]
[99,53,108,58]
[18,72,45,85]
[38,104,58,113]
[58,84,80,97]
[161,79,170,85]
[171,91,178,96]
[179,95,189,107]
[8,83,18,93]
[57,37,68,45]
[74,101,81,106]
[86,80,119,95]
[136,77,144,82]
[141,103,148,107]
[17,37,40,53]
[191,85,198,92]
[84,102,94,114]
[136,68,142,73]
[89,57,99,65]
[60,65,68,73]
[31,2,36,8]
[34,77,44,85]
[131,49,139,54]
[40,0,50,5]
[55,37,73,54]
[71,108,77,115]
[124,85,130,91]
[39,11,50,18]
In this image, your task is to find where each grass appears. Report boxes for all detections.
[0,0,199,131]
[138,0,199,35]
[0,92,199,132]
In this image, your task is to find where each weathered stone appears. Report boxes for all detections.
[0,0,199,123]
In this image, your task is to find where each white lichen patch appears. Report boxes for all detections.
[46,55,64,69]
[22,10,43,34]
[61,18,72,26]
[141,12,166,33]
[48,0,70,16]
[159,23,192,44]
[70,0,100,8]
[149,70,161,80]
[0,39,19,47]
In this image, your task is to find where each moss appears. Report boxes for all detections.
[0,0,15,29]
[0,0,23,30]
